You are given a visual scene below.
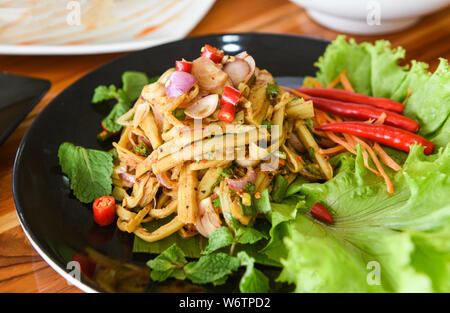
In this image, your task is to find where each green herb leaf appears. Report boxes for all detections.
[271,174,289,203]
[237,251,270,293]
[184,253,240,285]
[253,189,271,214]
[101,99,130,133]
[147,244,187,282]
[266,83,279,101]
[173,108,186,121]
[58,142,113,203]
[92,85,119,103]
[122,71,150,101]
[235,226,267,245]
[202,227,235,255]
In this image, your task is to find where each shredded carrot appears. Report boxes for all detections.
[302,77,322,88]
[326,73,342,88]
[281,86,310,98]
[339,70,355,92]
[324,131,356,154]
[402,88,411,105]
[355,138,394,193]
[374,112,387,125]
[319,145,346,155]
[373,143,402,171]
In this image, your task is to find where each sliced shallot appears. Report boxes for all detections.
[196,197,221,238]
[191,56,228,90]
[224,58,251,87]
[288,133,306,154]
[184,94,219,119]
[225,166,256,191]
[156,172,178,189]
[165,71,197,98]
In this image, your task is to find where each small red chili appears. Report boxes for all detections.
[200,44,224,63]
[310,202,334,224]
[92,196,116,226]
[175,60,193,73]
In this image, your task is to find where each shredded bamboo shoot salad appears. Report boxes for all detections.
[110,47,333,243]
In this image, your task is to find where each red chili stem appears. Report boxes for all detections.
[308,96,419,133]
[297,87,405,113]
[316,121,434,155]
[310,202,334,224]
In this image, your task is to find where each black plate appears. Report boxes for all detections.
[0,73,50,146]
[12,33,328,293]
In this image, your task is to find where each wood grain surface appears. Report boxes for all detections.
[0,0,449,293]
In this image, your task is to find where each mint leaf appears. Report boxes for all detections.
[238,252,270,293]
[92,85,119,103]
[122,71,150,101]
[184,253,240,285]
[147,244,187,282]
[58,142,113,203]
[202,227,235,255]
[101,99,130,133]
[235,226,267,245]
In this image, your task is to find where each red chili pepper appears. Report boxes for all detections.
[310,202,334,224]
[93,196,116,226]
[218,101,236,123]
[175,60,193,73]
[308,96,419,133]
[201,44,224,63]
[221,86,242,107]
[297,88,405,113]
[316,121,434,155]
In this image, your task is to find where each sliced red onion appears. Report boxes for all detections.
[119,172,136,188]
[156,172,178,189]
[191,56,228,90]
[196,197,221,238]
[225,167,256,191]
[234,51,255,84]
[165,71,197,99]
[184,94,219,119]
[288,133,306,154]
[223,58,250,87]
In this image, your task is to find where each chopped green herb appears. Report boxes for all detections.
[261,120,273,130]
[173,108,186,121]
[266,83,279,101]
[135,142,150,157]
[213,198,221,208]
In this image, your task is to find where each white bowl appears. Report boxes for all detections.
[291,0,450,34]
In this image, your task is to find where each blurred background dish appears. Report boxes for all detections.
[0,0,215,55]
[290,0,450,34]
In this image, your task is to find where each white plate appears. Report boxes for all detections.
[0,0,215,55]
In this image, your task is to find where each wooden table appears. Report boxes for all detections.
[0,0,449,293]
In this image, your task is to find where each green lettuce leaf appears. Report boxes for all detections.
[314,36,450,148]
[277,145,450,292]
